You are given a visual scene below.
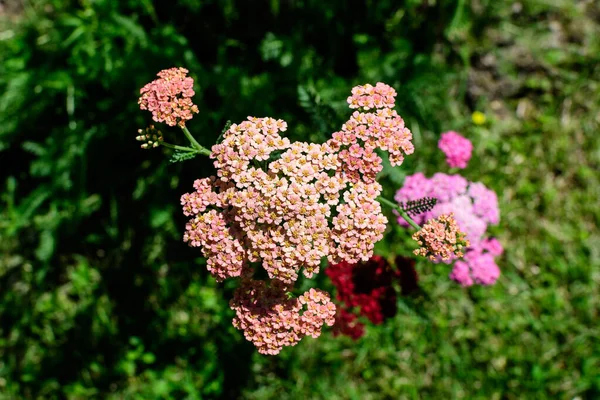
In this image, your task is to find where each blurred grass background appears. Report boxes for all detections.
[0,0,599,398]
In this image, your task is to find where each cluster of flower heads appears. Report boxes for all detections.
[136,67,507,354]
[138,67,199,128]
[335,83,414,181]
[180,83,417,353]
[438,131,473,169]
[395,172,502,286]
[326,256,399,339]
[230,280,335,355]
[450,238,503,286]
[184,116,389,284]
[412,213,469,261]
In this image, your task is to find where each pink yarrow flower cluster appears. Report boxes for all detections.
[450,238,503,286]
[438,131,473,169]
[230,281,335,355]
[412,213,469,261]
[180,83,414,353]
[138,67,199,128]
[395,172,502,286]
[334,83,414,182]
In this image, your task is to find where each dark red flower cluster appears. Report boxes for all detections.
[326,256,412,339]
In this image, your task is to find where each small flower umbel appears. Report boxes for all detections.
[138,67,199,128]
[138,67,211,157]
[230,280,335,355]
[412,213,469,261]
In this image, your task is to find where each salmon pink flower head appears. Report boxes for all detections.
[438,131,473,169]
[330,83,414,184]
[412,213,470,261]
[230,280,335,355]
[138,67,199,128]
[347,82,397,110]
[183,115,390,285]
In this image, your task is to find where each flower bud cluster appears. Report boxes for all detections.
[136,125,163,149]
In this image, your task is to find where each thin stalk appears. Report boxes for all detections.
[181,126,211,156]
[160,142,198,152]
[377,196,421,230]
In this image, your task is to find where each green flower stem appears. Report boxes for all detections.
[160,142,198,152]
[181,126,211,156]
[377,196,421,230]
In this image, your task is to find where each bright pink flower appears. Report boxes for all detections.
[448,261,473,287]
[450,251,500,286]
[468,182,500,224]
[438,131,473,169]
[481,237,503,256]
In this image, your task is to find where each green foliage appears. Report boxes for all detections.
[169,151,197,164]
[297,85,340,141]
[0,0,599,398]
[214,120,232,145]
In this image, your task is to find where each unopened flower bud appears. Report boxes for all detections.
[136,126,163,149]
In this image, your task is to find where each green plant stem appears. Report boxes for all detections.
[377,196,421,230]
[160,142,198,152]
[181,126,211,156]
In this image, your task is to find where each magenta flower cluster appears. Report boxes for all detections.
[395,173,502,286]
[438,131,473,169]
[181,83,414,353]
